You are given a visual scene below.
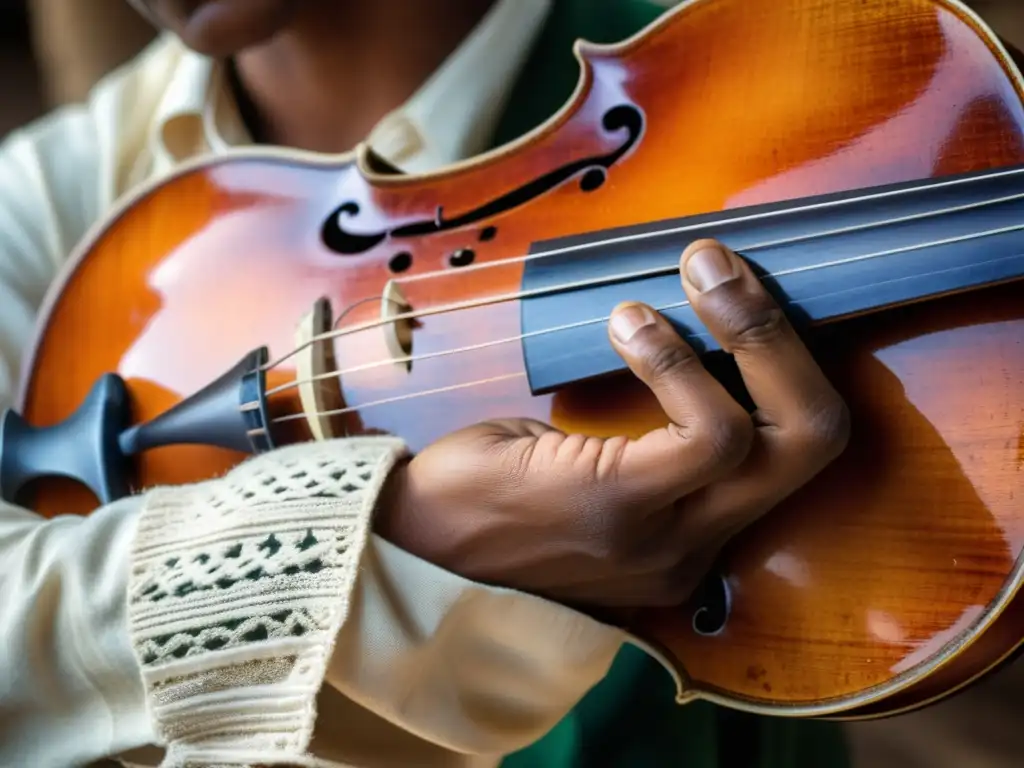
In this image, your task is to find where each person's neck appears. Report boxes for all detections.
[231,0,498,153]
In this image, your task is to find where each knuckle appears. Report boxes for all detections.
[680,410,754,469]
[792,393,851,461]
[718,297,789,349]
[643,341,700,383]
[714,411,757,465]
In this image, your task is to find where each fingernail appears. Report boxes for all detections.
[685,245,738,292]
[610,303,656,343]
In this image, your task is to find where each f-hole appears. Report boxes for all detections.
[691,570,731,636]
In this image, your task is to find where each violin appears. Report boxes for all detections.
[5,0,1024,721]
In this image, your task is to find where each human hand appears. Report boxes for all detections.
[375,239,849,608]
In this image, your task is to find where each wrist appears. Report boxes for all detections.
[372,458,415,546]
[372,458,466,576]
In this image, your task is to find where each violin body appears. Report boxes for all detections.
[15,0,1024,719]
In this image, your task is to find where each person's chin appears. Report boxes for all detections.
[179,0,295,58]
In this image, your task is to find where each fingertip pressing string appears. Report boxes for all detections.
[269,217,1024,422]
[264,167,1024,373]
[251,165,1024,420]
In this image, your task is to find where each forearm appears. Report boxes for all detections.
[127,438,405,766]
[1,436,627,767]
[140,440,627,763]
[0,437,404,767]
[327,535,626,759]
[0,499,153,765]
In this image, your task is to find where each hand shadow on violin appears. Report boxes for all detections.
[572,282,1023,705]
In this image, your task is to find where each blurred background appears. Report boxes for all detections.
[1,1,1024,767]
[0,0,1023,141]
[0,0,1022,137]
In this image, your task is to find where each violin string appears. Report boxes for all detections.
[391,169,1024,288]
[262,179,1024,374]
[267,226,1024,424]
[265,219,1024,398]
[332,295,384,329]
[265,310,622,397]
[271,372,526,423]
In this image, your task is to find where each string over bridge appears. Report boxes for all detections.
[381,279,414,368]
[295,297,345,440]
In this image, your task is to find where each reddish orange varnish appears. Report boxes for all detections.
[17,0,1024,719]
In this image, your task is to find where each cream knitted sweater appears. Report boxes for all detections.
[128,439,404,766]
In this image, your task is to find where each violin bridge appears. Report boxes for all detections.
[295,297,344,441]
[381,279,414,370]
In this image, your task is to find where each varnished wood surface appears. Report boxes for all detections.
[18,0,1024,716]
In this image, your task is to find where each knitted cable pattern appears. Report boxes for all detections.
[127,437,406,767]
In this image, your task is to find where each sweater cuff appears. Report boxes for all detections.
[126,437,406,767]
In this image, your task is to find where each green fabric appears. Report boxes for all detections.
[489,2,852,766]
[492,0,666,147]
[501,645,850,768]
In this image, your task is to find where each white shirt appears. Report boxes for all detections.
[0,1,629,765]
